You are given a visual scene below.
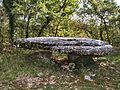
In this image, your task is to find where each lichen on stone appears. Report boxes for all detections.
[14,37,113,56]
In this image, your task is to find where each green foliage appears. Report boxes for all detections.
[77,0,120,44]
[112,33,120,46]
[8,0,79,38]
[1,0,120,46]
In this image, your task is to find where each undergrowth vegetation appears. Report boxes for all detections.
[0,48,120,90]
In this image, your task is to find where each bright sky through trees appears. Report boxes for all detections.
[115,0,120,5]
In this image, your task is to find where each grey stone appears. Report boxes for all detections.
[14,37,113,56]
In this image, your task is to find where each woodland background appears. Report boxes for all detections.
[0,0,120,46]
[0,0,120,90]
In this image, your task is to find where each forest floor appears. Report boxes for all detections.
[0,47,120,90]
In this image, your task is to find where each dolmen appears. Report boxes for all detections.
[14,37,113,66]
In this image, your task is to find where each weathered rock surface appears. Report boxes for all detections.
[14,37,113,56]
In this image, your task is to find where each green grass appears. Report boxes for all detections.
[0,48,120,90]
[107,52,120,63]
[0,49,61,80]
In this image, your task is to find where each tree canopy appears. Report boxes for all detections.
[0,0,120,46]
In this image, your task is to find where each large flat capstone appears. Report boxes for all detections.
[14,37,113,56]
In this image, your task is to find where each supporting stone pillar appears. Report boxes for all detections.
[68,53,98,69]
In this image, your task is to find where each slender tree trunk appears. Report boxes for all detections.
[54,22,60,37]
[25,15,31,38]
[8,13,14,44]
[89,0,110,43]
[37,24,46,37]
[3,0,15,45]
[103,19,111,43]
[37,16,50,37]
[100,28,103,41]
[37,0,67,37]
[100,20,103,41]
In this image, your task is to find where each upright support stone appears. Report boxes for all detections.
[67,53,97,68]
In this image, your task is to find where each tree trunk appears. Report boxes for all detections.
[3,0,15,45]
[37,24,46,37]
[100,28,103,41]
[54,22,60,37]
[8,13,14,44]
[25,15,31,38]
[103,19,111,44]
[37,16,50,37]
[99,20,104,41]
